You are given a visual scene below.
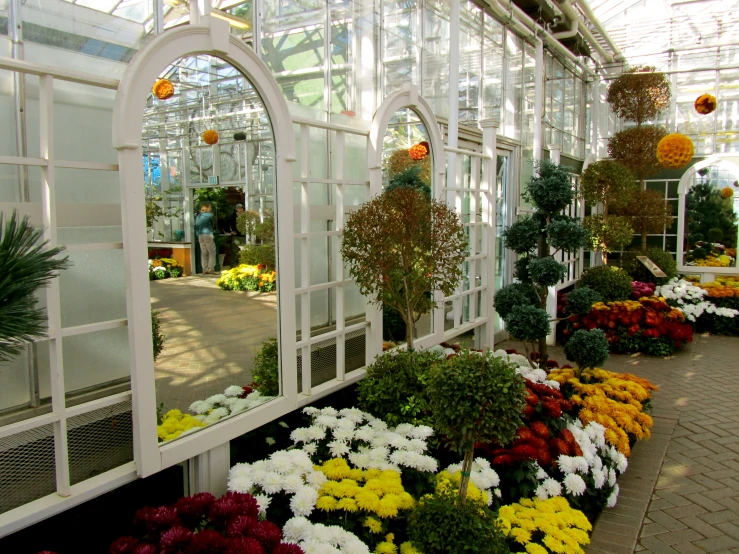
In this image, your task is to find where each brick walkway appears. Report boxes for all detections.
[500,335,739,554]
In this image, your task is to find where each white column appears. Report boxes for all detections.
[545,143,561,346]
[547,143,561,165]
[189,443,230,497]
[591,75,600,157]
[479,117,500,351]
[533,38,543,161]
[447,0,461,151]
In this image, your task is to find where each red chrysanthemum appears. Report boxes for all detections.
[510,444,538,461]
[225,536,266,554]
[530,421,550,440]
[516,428,535,441]
[492,454,514,465]
[210,493,258,526]
[133,544,157,554]
[525,391,540,406]
[175,493,215,527]
[542,400,562,419]
[187,530,229,554]
[273,544,306,554]
[522,404,535,418]
[550,438,571,457]
[249,520,283,551]
[159,525,193,553]
[110,537,139,554]
[134,506,180,534]
[226,515,259,538]
[537,447,552,466]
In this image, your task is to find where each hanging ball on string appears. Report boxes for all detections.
[202,130,219,145]
[152,79,175,100]
[694,93,717,115]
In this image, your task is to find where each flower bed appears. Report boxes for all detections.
[657,278,739,336]
[561,296,693,356]
[218,264,277,292]
[148,257,183,280]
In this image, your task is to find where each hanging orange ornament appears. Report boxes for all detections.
[202,130,219,145]
[656,133,694,169]
[152,79,175,100]
[409,143,428,160]
[721,187,734,199]
[694,93,717,115]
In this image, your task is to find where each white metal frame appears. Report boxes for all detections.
[112,17,298,477]
[676,155,739,276]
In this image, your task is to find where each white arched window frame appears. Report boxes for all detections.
[676,155,739,277]
[112,17,297,477]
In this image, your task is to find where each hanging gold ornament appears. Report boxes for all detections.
[152,79,175,100]
[409,143,429,160]
[656,133,694,169]
[694,93,717,115]
[721,187,734,199]
[202,130,219,145]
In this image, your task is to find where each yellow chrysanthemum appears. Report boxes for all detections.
[316,496,339,511]
[322,458,353,480]
[364,516,383,534]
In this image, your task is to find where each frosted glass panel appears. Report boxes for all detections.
[0,348,31,411]
[59,249,127,328]
[63,327,130,394]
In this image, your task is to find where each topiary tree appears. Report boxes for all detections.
[564,329,610,377]
[427,352,526,504]
[607,125,667,190]
[385,165,431,197]
[580,160,638,261]
[495,160,591,363]
[578,265,633,302]
[614,189,673,251]
[620,248,678,284]
[606,66,671,127]
[341,187,466,350]
[1,211,70,363]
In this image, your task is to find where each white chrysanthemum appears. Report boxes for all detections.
[353,426,375,442]
[369,431,392,448]
[339,408,366,423]
[283,517,371,554]
[224,385,244,397]
[394,423,414,437]
[202,407,229,425]
[408,425,434,440]
[606,484,619,507]
[305,426,327,441]
[557,456,576,475]
[328,440,350,457]
[305,470,328,489]
[563,473,587,496]
[282,474,305,494]
[205,394,228,405]
[333,427,354,442]
[534,462,548,480]
[228,472,253,493]
[290,486,319,517]
[303,406,320,416]
[254,494,271,517]
[261,471,284,494]
[407,438,428,453]
[302,443,318,455]
[229,398,251,415]
[320,407,339,417]
[348,450,372,469]
[535,484,550,500]
[368,419,388,431]
[291,427,313,443]
[608,467,617,487]
[315,415,339,428]
[592,468,606,489]
[616,452,628,473]
[544,478,562,497]
[189,400,213,414]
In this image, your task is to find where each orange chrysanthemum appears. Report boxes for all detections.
[152,79,175,100]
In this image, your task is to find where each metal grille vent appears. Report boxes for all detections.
[0,424,56,514]
[68,400,133,486]
[345,328,366,373]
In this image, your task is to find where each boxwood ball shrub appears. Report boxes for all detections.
[564,329,610,376]
[566,286,602,315]
[579,265,633,302]
[408,487,510,554]
[493,282,539,320]
[428,352,526,503]
[357,349,441,429]
[506,305,551,361]
[620,248,678,285]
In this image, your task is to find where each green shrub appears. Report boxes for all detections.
[579,265,633,302]
[564,329,610,374]
[408,488,510,554]
[566,286,602,315]
[385,165,431,197]
[494,283,538,320]
[239,244,276,269]
[506,305,550,344]
[252,338,279,395]
[357,350,441,429]
[151,309,165,362]
[620,248,678,285]
[502,215,541,253]
[529,257,568,287]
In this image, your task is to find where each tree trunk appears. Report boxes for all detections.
[406,317,414,351]
[458,448,475,506]
[537,229,549,365]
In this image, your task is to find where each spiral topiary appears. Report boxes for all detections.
[202,129,219,145]
[656,133,694,169]
[694,93,717,115]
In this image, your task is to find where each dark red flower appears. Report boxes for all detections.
[239,386,254,397]
[537,447,552,466]
[522,404,535,418]
[272,543,305,554]
[133,545,157,554]
[186,529,229,554]
[175,493,216,527]
[530,421,550,440]
[550,438,570,457]
[225,537,265,554]
[248,520,282,551]
[516,428,535,441]
[110,537,139,554]
[210,493,258,527]
[542,400,562,419]
[160,525,193,553]
[134,505,180,534]
[226,515,259,538]
[492,454,513,465]
[510,444,538,461]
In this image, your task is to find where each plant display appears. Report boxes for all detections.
[148,257,183,280]
[580,160,637,259]
[562,297,692,356]
[695,93,717,115]
[694,278,739,334]
[357,350,441,431]
[0,211,70,363]
[428,352,526,503]
[408,485,509,554]
[613,189,673,251]
[189,384,275,425]
[108,491,301,554]
[239,211,276,270]
[607,125,667,189]
[386,146,432,187]
[656,278,739,322]
[563,329,610,375]
[548,368,657,456]
[202,129,219,145]
[684,180,738,267]
[606,66,671,126]
[282,517,371,554]
[151,309,165,362]
[496,160,592,362]
[497,496,592,554]
[656,133,694,169]
[631,281,656,299]
[578,265,633,302]
[157,409,205,442]
[340,187,466,349]
[236,209,261,238]
[620,248,677,284]
[152,78,175,100]
[217,264,277,292]
[385,165,431,197]
[252,338,280,396]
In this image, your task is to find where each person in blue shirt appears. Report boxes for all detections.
[195,203,216,274]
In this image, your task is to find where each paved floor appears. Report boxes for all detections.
[151,275,278,412]
[500,335,739,554]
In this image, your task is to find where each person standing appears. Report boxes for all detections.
[195,203,217,274]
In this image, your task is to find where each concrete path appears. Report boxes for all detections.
[499,335,739,554]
